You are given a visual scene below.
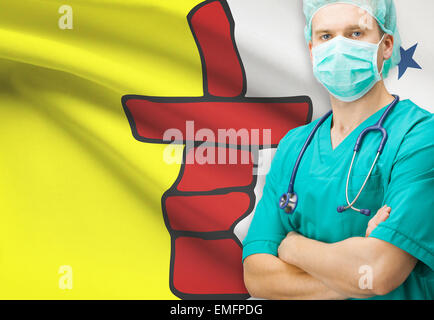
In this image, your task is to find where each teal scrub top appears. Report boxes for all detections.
[242,99,434,300]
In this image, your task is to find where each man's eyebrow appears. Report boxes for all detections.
[313,29,332,35]
[313,25,364,35]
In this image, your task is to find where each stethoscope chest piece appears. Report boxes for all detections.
[279,192,298,214]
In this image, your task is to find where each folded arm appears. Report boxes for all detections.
[243,205,394,299]
[243,253,347,300]
[243,206,395,299]
[278,232,417,298]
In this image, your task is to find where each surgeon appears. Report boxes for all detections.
[242,0,434,300]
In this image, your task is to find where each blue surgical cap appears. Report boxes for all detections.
[303,0,401,78]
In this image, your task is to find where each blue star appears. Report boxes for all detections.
[398,44,422,80]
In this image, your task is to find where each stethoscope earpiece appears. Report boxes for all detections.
[360,209,371,216]
[337,206,346,213]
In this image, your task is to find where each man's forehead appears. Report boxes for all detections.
[312,4,377,32]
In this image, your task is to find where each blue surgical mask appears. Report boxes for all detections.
[312,35,385,102]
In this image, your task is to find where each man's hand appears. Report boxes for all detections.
[365,205,391,237]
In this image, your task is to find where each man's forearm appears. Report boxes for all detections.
[278,233,416,298]
[243,254,347,300]
[279,235,378,298]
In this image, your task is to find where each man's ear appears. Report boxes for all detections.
[309,41,313,62]
[383,34,394,60]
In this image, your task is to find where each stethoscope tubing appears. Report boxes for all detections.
[280,95,400,216]
[287,110,332,194]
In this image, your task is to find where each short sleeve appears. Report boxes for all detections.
[242,132,293,262]
[369,115,434,270]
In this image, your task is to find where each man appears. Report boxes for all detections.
[242,0,434,299]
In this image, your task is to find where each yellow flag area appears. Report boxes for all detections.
[0,0,204,299]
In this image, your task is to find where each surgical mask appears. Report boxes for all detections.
[312,35,385,102]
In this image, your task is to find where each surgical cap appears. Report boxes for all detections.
[303,0,401,78]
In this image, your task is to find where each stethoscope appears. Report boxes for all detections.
[279,95,400,217]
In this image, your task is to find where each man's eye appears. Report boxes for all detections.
[321,34,331,41]
[352,31,362,37]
